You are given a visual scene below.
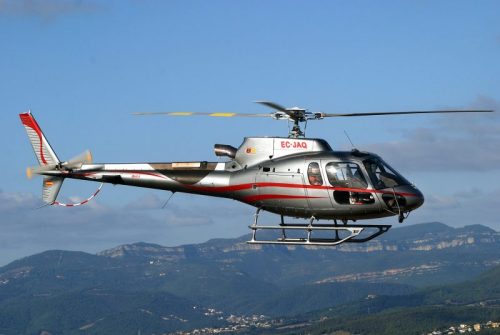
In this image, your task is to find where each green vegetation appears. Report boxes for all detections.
[0,222,498,334]
[299,306,500,335]
[273,264,500,335]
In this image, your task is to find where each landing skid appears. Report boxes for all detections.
[247,209,391,246]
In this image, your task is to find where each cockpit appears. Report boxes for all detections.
[303,152,424,222]
[363,158,411,189]
[307,154,422,217]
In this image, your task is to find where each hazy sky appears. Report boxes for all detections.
[1,0,499,265]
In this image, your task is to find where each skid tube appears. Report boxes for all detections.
[247,208,391,246]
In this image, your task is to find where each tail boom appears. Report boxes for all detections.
[64,162,234,197]
[19,112,234,204]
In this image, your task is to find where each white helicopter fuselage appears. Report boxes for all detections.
[48,136,424,222]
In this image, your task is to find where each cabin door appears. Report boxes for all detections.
[255,170,309,216]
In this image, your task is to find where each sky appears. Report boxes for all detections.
[0,0,499,265]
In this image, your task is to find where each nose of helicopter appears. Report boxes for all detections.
[395,185,424,211]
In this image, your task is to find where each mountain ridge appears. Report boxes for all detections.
[97,221,498,257]
[0,222,498,334]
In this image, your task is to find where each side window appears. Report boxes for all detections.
[307,162,323,186]
[325,162,368,189]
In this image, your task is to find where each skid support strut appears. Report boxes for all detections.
[248,209,391,246]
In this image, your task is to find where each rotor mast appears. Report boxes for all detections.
[290,117,304,138]
[254,102,318,138]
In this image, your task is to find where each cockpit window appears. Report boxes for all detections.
[307,162,323,186]
[325,162,368,189]
[363,158,410,189]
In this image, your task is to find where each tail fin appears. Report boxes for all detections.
[19,111,60,166]
[20,111,63,204]
[42,177,64,204]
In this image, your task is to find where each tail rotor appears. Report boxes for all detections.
[19,111,93,204]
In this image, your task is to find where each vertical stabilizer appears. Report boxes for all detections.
[42,177,64,204]
[19,111,60,166]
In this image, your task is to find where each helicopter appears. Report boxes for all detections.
[19,102,493,246]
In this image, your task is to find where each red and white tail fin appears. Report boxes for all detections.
[20,111,64,204]
[19,111,60,167]
[20,112,98,205]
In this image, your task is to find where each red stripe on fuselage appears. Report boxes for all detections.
[65,171,418,199]
[185,183,255,193]
[105,170,167,179]
[242,194,325,203]
[71,170,167,179]
[186,182,418,197]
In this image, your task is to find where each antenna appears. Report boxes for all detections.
[162,191,175,209]
[344,130,356,149]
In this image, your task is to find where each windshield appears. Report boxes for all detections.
[363,158,410,189]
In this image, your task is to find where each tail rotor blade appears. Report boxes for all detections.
[25,150,92,178]
[26,167,34,179]
[65,150,93,169]
[26,164,58,178]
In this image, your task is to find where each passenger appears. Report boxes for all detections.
[309,174,322,185]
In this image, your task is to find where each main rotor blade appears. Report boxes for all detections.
[132,112,270,117]
[254,101,288,112]
[320,110,493,118]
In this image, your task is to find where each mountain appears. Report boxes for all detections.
[0,251,225,334]
[0,289,220,335]
[0,222,498,334]
[98,221,499,289]
[276,264,500,335]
